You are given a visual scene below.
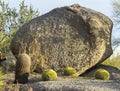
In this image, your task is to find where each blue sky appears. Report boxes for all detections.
[4,0,120,39]
[5,0,112,16]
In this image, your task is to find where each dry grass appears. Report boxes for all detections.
[4,81,34,91]
[3,72,42,91]
[102,54,120,69]
[4,82,33,91]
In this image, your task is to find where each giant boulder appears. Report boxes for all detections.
[10,4,113,75]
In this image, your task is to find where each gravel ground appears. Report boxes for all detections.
[14,79,120,91]
[3,73,120,91]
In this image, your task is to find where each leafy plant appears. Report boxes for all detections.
[0,68,4,90]
[0,0,39,52]
[111,0,120,48]
[0,31,9,51]
[112,0,120,28]
[102,56,120,69]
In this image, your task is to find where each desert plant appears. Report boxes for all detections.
[0,51,7,62]
[42,69,57,81]
[63,67,77,76]
[0,0,39,52]
[0,31,10,52]
[95,68,110,80]
[14,53,31,84]
[0,67,4,90]
[102,56,120,69]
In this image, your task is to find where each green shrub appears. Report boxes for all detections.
[102,56,120,69]
[64,67,77,76]
[0,31,10,52]
[0,0,39,52]
[95,68,110,80]
[0,68,4,90]
[42,69,57,81]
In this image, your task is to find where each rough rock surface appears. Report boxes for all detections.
[82,64,120,80]
[4,75,120,91]
[10,4,113,75]
[18,80,120,91]
[4,65,120,91]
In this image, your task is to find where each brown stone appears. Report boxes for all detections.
[10,4,113,75]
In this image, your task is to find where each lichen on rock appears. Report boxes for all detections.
[10,4,113,76]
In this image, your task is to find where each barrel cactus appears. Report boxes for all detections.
[14,53,31,84]
[42,69,57,81]
[95,68,110,80]
[64,67,77,76]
